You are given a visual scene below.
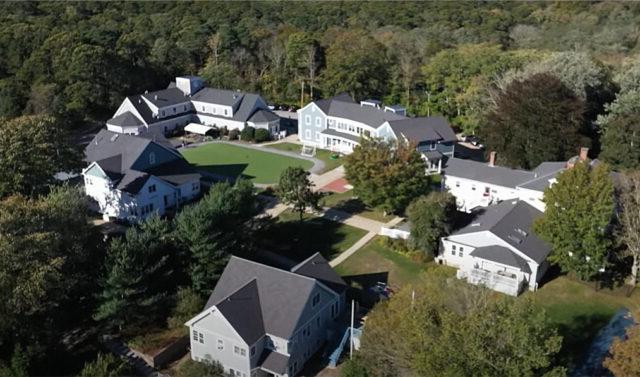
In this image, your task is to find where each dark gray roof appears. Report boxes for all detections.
[191,87,244,107]
[259,350,289,375]
[106,111,144,128]
[249,109,280,123]
[443,157,536,188]
[387,116,457,143]
[216,279,265,345]
[422,150,443,161]
[85,130,198,194]
[142,88,190,108]
[454,201,550,263]
[321,128,361,142]
[470,245,532,273]
[205,254,340,339]
[313,94,404,128]
[290,253,347,294]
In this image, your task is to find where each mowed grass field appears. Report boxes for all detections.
[265,142,343,173]
[181,143,313,184]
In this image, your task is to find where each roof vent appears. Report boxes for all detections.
[145,90,148,94]
[154,95,158,100]
[507,234,523,244]
[138,99,141,104]
[110,134,119,142]
[471,222,481,227]
[514,227,528,237]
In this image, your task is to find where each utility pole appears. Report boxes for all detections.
[300,79,305,109]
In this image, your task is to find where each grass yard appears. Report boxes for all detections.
[321,190,393,223]
[181,143,313,184]
[524,275,640,369]
[258,209,367,262]
[334,237,435,288]
[265,142,343,173]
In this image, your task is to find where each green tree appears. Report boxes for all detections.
[599,114,640,170]
[616,173,640,286]
[534,162,614,281]
[358,274,563,377]
[174,180,260,295]
[0,345,29,377]
[167,287,205,329]
[480,73,585,169]
[344,138,430,214]
[176,359,224,377]
[0,115,81,198]
[77,353,130,377]
[240,125,255,141]
[276,166,320,221]
[95,214,177,332]
[406,192,456,257]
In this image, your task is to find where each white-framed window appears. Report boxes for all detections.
[305,115,311,125]
[241,348,246,356]
[315,117,321,127]
[234,346,240,354]
[217,339,224,350]
[224,109,228,116]
[305,129,311,139]
[192,330,204,344]
[471,185,476,191]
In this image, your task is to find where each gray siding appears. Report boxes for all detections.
[299,104,326,145]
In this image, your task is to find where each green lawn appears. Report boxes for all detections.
[334,237,433,288]
[265,142,343,173]
[321,191,394,223]
[257,209,367,262]
[180,143,313,184]
[524,276,640,369]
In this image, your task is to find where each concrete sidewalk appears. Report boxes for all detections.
[311,166,345,191]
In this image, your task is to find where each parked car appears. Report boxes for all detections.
[464,135,484,149]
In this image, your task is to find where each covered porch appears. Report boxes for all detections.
[321,128,359,155]
[421,150,443,175]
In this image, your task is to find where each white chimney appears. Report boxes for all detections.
[489,151,497,167]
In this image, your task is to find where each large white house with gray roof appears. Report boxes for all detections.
[438,200,551,296]
[186,253,347,377]
[106,76,280,137]
[82,130,201,221]
[297,94,456,172]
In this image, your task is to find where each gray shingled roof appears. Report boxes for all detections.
[216,279,265,345]
[422,150,443,161]
[454,200,550,263]
[142,88,190,108]
[191,87,245,107]
[387,116,457,143]
[470,245,532,273]
[249,109,280,123]
[85,130,198,194]
[290,253,347,294]
[259,350,289,375]
[106,111,144,128]
[204,254,342,340]
[321,128,361,142]
[313,94,404,128]
[443,157,536,188]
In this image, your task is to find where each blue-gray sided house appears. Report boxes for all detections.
[82,130,201,222]
[185,253,347,377]
[297,94,456,173]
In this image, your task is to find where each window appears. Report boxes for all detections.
[217,339,224,350]
[173,107,176,114]
[192,330,198,342]
[149,152,156,165]
[199,333,204,344]
[224,109,228,116]
[202,106,205,111]
[460,247,464,252]
[184,105,187,111]
[312,293,320,307]
[162,110,165,117]
[235,372,241,377]
[234,346,240,354]
[459,250,463,257]
[148,184,156,193]
[305,129,311,139]
[241,348,246,356]
[455,181,460,188]
[316,117,321,127]
[192,182,199,192]
[430,142,437,150]
[471,185,476,191]
[305,115,311,125]
[250,346,256,357]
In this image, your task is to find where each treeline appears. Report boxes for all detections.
[1,1,640,133]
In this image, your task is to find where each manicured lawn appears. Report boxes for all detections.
[321,190,394,223]
[181,143,313,184]
[266,142,343,173]
[257,209,367,262]
[334,237,434,288]
[524,275,640,369]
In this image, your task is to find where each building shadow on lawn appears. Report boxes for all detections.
[342,272,390,309]
[194,163,255,181]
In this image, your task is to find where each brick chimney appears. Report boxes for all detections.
[488,151,497,167]
[579,147,589,161]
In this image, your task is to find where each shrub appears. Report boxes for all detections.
[254,128,270,143]
[167,287,205,330]
[219,126,228,136]
[176,358,224,377]
[228,129,240,140]
[240,126,255,141]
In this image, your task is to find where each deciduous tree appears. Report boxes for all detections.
[534,162,615,281]
[617,172,640,286]
[603,312,640,377]
[276,166,320,221]
[600,114,640,170]
[406,192,456,257]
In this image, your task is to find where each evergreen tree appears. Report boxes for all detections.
[276,166,320,221]
[77,353,131,377]
[599,113,640,170]
[94,214,176,332]
[406,192,457,257]
[534,162,615,281]
[345,138,430,214]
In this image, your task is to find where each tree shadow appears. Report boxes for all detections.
[342,272,390,309]
[554,313,614,372]
[256,216,349,262]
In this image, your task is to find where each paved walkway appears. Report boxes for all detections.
[311,166,345,191]
[258,134,300,146]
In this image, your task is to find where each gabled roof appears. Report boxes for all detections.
[191,87,245,107]
[311,93,404,128]
[290,253,348,294]
[259,350,289,375]
[387,116,457,143]
[116,170,151,194]
[142,88,190,108]
[204,254,341,340]
[106,111,144,128]
[453,200,550,264]
[216,279,265,345]
[145,158,202,186]
[249,109,280,123]
[470,245,532,273]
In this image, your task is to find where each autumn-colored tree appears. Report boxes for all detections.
[603,312,640,377]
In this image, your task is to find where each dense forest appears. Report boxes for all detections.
[2,1,640,137]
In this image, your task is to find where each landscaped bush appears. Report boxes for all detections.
[254,128,270,143]
[167,287,204,330]
[240,126,255,141]
[219,126,228,136]
[228,129,240,140]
